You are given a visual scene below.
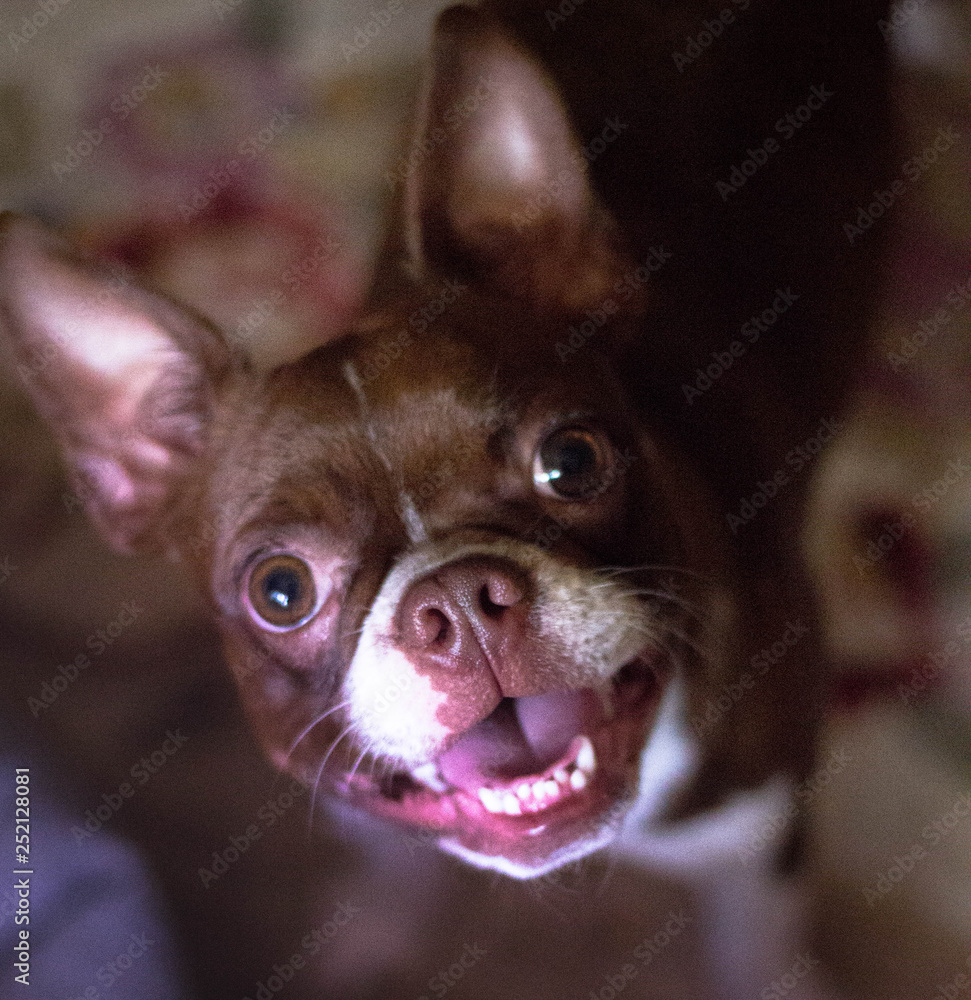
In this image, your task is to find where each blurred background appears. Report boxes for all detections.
[0,0,441,366]
[0,0,969,998]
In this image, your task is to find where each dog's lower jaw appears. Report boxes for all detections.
[342,749,637,879]
[440,811,624,880]
[324,654,666,878]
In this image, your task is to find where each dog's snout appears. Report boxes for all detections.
[394,556,545,724]
[393,557,545,725]
[398,557,529,659]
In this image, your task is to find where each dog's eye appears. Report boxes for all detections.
[533,427,612,499]
[246,555,318,630]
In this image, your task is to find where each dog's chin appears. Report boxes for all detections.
[335,654,665,877]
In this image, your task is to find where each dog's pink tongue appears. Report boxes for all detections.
[438,690,602,791]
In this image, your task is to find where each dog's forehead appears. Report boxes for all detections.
[342,294,622,413]
[204,365,376,541]
[205,337,506,532]
[204,312,632,558]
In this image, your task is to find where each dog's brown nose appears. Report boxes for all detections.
[396,557,539,704]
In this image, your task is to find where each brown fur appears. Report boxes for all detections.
[0,0,892,875]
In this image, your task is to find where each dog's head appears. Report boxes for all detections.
[0,9,723,877]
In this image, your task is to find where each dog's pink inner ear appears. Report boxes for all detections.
[406,5,620,308]
[0,213,232,554]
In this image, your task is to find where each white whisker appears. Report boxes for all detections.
[348,741,376,784]
[285,700,351,763]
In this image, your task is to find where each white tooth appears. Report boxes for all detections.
[411,762,447,793]
[478,787,502,813]
[502,793,522,816]
[553,768,569,785]
[570,768,588,791]
[531,778,548,801]
[543,779,559,800]
[516,783,532,802]
[576,736,596,775]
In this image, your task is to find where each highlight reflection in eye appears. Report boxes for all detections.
[246,554,319,630]
[533,427,614,500]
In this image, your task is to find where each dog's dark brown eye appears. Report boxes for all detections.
[533,428,612,499]
[247,555,317,630]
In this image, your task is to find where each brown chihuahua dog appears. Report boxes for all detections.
[0,2,890,877]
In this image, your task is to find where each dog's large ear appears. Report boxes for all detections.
[0,213,237,554]
[402,4,626,310]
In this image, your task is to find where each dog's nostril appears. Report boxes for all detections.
[417,607,451,646]
[397,558,529,654]
[479,585,502,617]
[480,575,523,615]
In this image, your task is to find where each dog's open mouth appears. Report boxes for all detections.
[338,654,665,872]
